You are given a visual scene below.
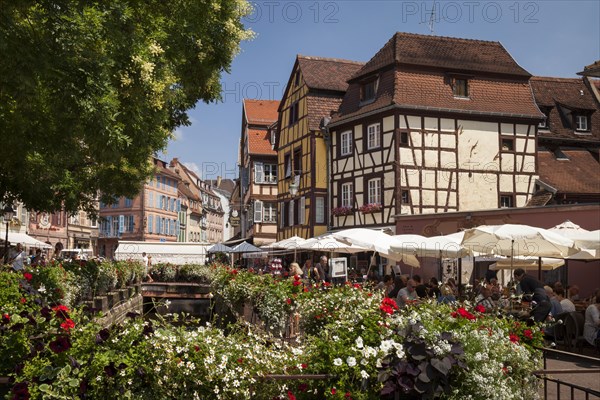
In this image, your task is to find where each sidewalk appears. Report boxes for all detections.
[537,349,600,399]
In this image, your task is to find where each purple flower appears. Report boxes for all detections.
[11,381,30,400]
[104,362,117,377]
[49,336,71,354]
[95,328,110,344]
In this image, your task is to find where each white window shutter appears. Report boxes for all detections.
[254,162,264,183]
[118,215,124,233]
[254,200,263,223]
[299,196,305,225]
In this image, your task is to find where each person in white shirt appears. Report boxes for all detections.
[396,279,418,308]
[583,292,600,348]
[555,288,576,313]
[9,243,26,271]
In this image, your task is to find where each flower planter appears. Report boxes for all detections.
[93,296,108,312]
[118,288,128,302]
[106,292,121,309]
[128,286,135,299]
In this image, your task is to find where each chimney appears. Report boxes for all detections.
[217,176,222,188]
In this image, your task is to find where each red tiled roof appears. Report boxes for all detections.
[578,60,600,77]
[306,94,344,131]
[297,56,364,92]
[244,99,280,126]
[178,182,199,201]
[531,77,600,142]
[247,128,276,155]
[334,68,542,123]
[351,32,531,81]
[525,190,553,207]
[538,149,600,194]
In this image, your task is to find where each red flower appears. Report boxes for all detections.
[60,319,76,332]
[345,392,353,399]
[331,388,337,395]
[523,329,533,340]
[194,345,200,352]
[20,298,26,304]
[379,297,398,315]
[287,391,296,400]
[456,307,476,321]
[23,272,33,282]
[474,304,485,313]
[294,275,301,281]
[509,333,520,343]
[323,281,332,288]
[52,305,70,319]
[2,313,9,323]
[237,358,244,364]
[301,363,307,369]
[286,298,292,305]
[293,280,302,287]
[353,283,361,289]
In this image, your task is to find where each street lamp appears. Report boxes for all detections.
[3,205,15,264]
[288,173,301,196]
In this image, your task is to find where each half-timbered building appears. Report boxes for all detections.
[276,56,364,240]
[529,75,600,205]
[239,99,280,246]
[327,32,544,230]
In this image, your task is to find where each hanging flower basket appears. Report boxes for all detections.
[359,203,382,214]
[332,206,354,217]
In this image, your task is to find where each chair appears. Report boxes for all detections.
[563,312,585,352]
[552,312,569,346]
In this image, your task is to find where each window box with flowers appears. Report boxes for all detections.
[359,203,382,214]
[332,206,354,217]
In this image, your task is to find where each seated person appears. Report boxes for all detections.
[583,292,600,349]
[396,279,418,308]
[412,274,428,298]
[555,288,576,313]
[475,287,496,312]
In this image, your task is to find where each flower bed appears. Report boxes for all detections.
[1,263,544,399]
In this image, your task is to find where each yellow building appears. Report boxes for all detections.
[276,56,364,240]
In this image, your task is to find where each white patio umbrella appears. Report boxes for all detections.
[262,236,308,261]
[297,234,365,254]
[460,224,578,259]
[389,234,469,258]
[330,228,420,268]
[548,220,600,259]
[488,256,565,271]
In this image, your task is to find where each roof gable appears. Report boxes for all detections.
[243,99,280,126]
[297,56,364,92]
[352,32,531,80]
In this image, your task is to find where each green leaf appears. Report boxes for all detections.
[39,384,51,392]
[69,378,79,387]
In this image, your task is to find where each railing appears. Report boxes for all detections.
[533,347,600,400]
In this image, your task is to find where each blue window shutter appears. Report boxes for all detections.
[148,215,153,233]
[107,216,112,235]
[118,215,124,233]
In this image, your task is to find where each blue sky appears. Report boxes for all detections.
[161,0,600,181]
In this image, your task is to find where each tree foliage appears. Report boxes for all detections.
[0,0,253,215]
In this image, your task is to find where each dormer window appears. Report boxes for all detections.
[575,114,589,132]
[453,78,469,97]
[360,77,378,103]
[538,109,550,129]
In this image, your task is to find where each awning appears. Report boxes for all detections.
[0,232,52,249]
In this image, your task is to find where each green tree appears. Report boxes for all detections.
[0,0,253,215]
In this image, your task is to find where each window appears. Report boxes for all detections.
[288,102,299,126]
[340,131,352,156]
[293,148,301,175]
[148,215,154,233]
[288,199,294,227]
[501,138,514,151]
[538,110,549,129]
[401,190,410,204]
[361,78,377,102]
[299,196,305,225]
[341,183,353,208]
[315,197,325,224]
[367,123,381,149]
[284,154,291,178]
[575,115,589,131]
[453,78,469,97]
[294,71,301,86]
[367,178,382,205]
[127,215,134,232]
[253,200,263,223]
[124,198,132,208]
[263,202,277,223]
[500,194,513,208]
[270,129,276,147]
[400,131,409,147]
[264,164,277,183]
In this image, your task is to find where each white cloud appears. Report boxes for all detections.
[172,128,184,141]
[183,162,202,178]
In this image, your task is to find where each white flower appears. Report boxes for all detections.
[333,358,343,366]
[38,285,46,293]
[164,300,171,309]
[360,370,369,379]
[355,336,364,349]
[347,356,357,367]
